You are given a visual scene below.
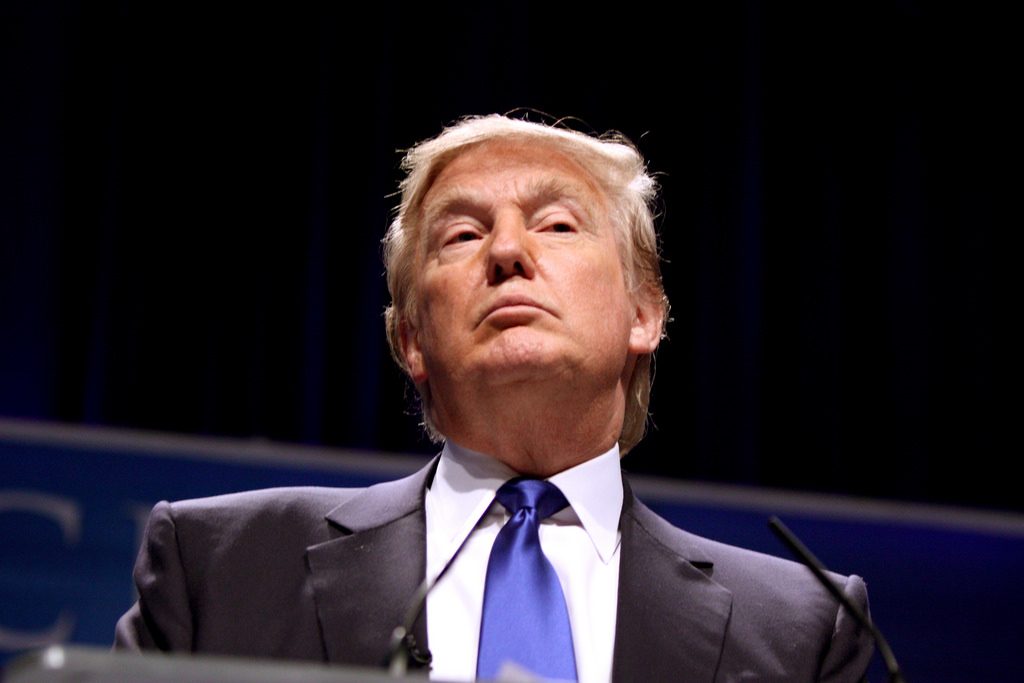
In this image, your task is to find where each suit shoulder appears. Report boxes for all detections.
[169,486,359,519]
[626,495,868,635]
[627,495,856,591]
[151,486,360,553]
[151,456,436,549]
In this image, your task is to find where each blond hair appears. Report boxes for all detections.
[382,114,668,453]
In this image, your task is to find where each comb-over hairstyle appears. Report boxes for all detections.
[383,114,668,454]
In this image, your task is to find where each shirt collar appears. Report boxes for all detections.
[430,440,623,565]
[547,445,623,564]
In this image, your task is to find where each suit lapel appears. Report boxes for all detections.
[612,479,733,683]
[305,459,437,668]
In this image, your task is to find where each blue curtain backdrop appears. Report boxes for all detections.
[1,3,1011,509]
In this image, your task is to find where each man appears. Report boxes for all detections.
[115,115,874,681]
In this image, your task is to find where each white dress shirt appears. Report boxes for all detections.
[425,441,623,683]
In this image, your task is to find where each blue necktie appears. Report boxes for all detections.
[476,478,578,682]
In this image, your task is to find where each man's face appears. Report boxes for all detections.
[400,139,661,424]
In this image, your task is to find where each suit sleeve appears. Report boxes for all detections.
[818,574,875,683]
[113,501,194,651]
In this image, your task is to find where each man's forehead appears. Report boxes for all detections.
[419,138,610,216]
[423,177,601,223]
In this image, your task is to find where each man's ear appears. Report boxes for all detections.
[628,287,665,356]
[399,318,429,384]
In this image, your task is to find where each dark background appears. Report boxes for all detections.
[1,3,1013,510]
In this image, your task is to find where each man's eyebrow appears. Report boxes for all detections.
[519,177,599,219]
[420,187,492,231]
[421,176,600,230]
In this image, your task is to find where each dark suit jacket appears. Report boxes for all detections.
[114,460,874,682]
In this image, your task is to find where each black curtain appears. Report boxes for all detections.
[1,3,1012,509]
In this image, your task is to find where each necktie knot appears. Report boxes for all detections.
[495,478,570,520]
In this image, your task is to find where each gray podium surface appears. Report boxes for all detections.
[5,646,428,683]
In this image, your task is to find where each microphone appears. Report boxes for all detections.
[387,576,434,676]
[768,516,905,683]
[388,521,478,677]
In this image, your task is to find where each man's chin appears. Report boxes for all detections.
[478,362,569,388]
[477,332,574,380]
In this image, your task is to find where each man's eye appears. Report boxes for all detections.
[447,230,479,245]
[549,223,574,233]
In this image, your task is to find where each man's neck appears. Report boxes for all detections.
[429,381,625,477]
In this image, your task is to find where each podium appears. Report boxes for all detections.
[5,646,426,683]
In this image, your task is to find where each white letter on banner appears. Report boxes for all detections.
[0,491,79,651]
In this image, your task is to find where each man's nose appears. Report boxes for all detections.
[486,211,536,284]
